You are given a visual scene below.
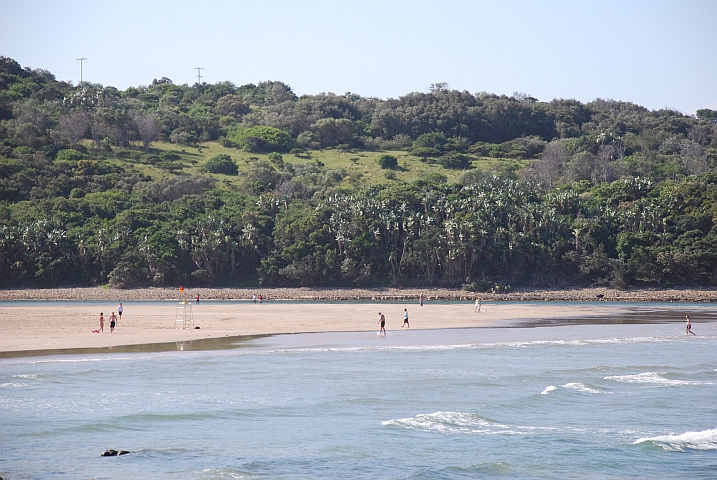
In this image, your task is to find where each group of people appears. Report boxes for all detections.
[97,303,123,333]
[92,297,699,338]
[377,309,410,335]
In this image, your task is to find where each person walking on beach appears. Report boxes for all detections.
[99,312,105,332]
[475,298,481,313]
[196,294,200,305]
[686,315,696,335]
[259,294,263,304]
[252,293,257,304]
[109,312,117,333]
[377,312,386,335]
[402,308,409,328]
[117,303,123,321]
[419,293,424,307]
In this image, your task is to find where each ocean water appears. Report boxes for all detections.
[1,308,717,479]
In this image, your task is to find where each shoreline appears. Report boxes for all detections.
[2,286,717,302]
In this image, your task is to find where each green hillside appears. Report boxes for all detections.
[1,55,717,289]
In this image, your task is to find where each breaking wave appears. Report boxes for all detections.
[635,428,717,451]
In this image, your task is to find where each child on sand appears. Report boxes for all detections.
[99,312,104,332]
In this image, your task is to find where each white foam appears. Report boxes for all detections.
[268,336,676,355]
[635,428,717,451]
[1,382,30,388]
[13,374,40,380]
[541,385,558,395]
[562,382,606,394]
[383,411,556,435]
[604,372,712,386]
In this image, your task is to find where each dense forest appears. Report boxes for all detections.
[1,55,717,290]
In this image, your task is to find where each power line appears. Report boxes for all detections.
[195,67,204,84]
[77,57,87,83]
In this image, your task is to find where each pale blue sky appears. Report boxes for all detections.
[2,0,716,113]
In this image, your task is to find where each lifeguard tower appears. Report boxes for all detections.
[174,285,194,329]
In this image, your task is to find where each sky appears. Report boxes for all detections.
[2,0,716,114]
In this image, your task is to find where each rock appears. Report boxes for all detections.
[101,449,130,456]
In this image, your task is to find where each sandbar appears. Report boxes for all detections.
[0,300,633,354]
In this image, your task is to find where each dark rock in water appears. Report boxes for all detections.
[195,326,200,329]
[101,449,130,456]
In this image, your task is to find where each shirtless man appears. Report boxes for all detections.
[109,312,117,333]
[686,315,696,335]
[377,312,386,335]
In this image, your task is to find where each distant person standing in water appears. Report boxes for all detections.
[117,303,123,321]
[402,309,409,327]
[259,294,263,304]
[475,298,481,313]
[419,293,424,307]
[99,312,105,332]
[377,312,386,335]
[686,315,696,335]
[196,294,200,305]
[252,293,257,304]
[109,312,117,333]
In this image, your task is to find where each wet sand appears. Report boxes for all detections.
[0,300,633,354]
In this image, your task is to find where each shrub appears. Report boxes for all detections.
[438,152,473,170]
[227,126,296,153]
[56,149,87,161]
[377,154,398,169]
[268,152,284,167]
[141,154,161,165]
[115,150,143,162]
[13,146,34,156]
[424,172,448,184]
[159,151,181,162]
[409,147,441,161]
[201,154,238,175]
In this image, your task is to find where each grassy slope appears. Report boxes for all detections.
[110,141,527,190]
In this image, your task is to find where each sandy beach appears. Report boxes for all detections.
[3,285,714,354]
[0,294,635,353]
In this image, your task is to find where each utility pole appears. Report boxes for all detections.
[77,57,87,84]
[194,67,204,84]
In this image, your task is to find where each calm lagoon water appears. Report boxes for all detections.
[1,305,717,479]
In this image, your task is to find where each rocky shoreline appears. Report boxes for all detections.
[2,286,717,303]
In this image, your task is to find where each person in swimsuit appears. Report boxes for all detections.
[686,315,696,335]
[109,312,117,332]
[402,309,409,327]
[377,312,386,335]
[99,312,104,332]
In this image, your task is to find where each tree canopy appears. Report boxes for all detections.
[1,56,717,289]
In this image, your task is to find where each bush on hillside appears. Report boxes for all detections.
[201,154,238,175]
